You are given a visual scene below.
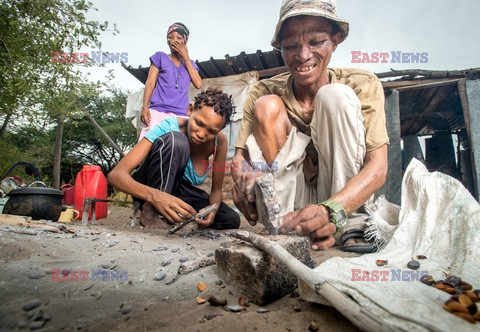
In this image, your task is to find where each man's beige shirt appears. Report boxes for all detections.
[235,67,390,151]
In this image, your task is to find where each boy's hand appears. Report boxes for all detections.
[152,192,196,223]
[196,210,215,228]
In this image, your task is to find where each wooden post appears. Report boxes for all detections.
[462,79,480,200]
[377,89,402,205]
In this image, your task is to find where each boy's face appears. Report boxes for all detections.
[187,104,225,146]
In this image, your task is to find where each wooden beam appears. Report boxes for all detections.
[258,66,288,79]
[459,79,480,200]
[84,112,124,158]
[383,79,460,91]
[375,68,480,79]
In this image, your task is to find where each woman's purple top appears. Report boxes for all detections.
[148,51,199,116]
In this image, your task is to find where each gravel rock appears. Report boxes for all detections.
[29,321,46,329]
[61,269,71,276]
[120,305,132,315]
[103,239,119,248]
[171,246,180,253]
[28,272,43,280]
[165,273,178,285]
[16,319,29,328]
[226,305,244,312]
[161,258,172,267]
[22,299,42,311]
[153,246,168,251]
[153,272,167,281]
[179,257,189,263]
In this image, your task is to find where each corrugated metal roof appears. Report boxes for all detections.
[123,49,286,84]
[124,52,480,138]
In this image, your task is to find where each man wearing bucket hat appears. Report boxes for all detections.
[232,0,389,253]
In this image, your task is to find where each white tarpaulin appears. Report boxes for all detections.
[299,159,480,331]
[125,71,258,154]
[187,71,258,122]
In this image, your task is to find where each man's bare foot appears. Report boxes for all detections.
[139,202,171,229]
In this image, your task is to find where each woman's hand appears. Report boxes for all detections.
[170,41,189,61]
[141,106,150,126]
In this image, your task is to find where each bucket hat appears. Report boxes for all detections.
[271,0,349,49]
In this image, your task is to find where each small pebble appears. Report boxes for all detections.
[29,321,45,330]
[23,299,42,311]
[165,273,178,285]
[16,319,29,328]
[257,308,269,313]
[153,272,167,281]
[207,252,215,257]
[103,239,119,248]
[61,269,71,276]
[171,246,180,253]
[226,305,244,312]
[120,306,132,315]
[214,280,223,286]
[28,272,42,280]
[161,258,172,267]
[179,257,189,263]
[407,260,420,270]
[153,246,168,251]
[31,309,44,321]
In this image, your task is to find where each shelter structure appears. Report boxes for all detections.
[124,50,480,205]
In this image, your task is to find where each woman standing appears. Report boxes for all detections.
[139,22,202,140]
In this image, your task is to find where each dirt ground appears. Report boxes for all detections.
[0,202,360,332]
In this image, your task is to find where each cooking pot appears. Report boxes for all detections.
[3,183,64,221]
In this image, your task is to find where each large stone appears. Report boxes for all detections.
[254,173,282,234]
[215,235,315,305]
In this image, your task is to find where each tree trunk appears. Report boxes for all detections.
[53,115,64,189]
[0,113,12,139]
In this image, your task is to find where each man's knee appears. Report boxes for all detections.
[316,83,361,115]
[253,94,286,123]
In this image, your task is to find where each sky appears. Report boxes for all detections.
[83,0,480,94]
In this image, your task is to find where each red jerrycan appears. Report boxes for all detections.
[60,184,75,205]
[74,165,108,220]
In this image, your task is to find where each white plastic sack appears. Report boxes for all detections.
[299,159,480,331]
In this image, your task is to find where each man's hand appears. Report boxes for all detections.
[232,171,263,225]
[280,204,336,250]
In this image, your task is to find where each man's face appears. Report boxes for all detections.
[280,16,340,88]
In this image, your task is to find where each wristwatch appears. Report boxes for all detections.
[319,200,348,234]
